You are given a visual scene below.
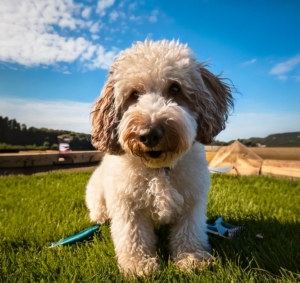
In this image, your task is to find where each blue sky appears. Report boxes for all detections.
[0,0,299,141]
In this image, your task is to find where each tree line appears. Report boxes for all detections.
[0,116,95,152]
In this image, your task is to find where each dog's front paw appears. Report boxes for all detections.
[175,252,212,271]
[122,257,160,277]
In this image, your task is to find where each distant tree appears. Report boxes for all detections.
[51,143,58,150]
[43,141,50,149]
[21,124,27,131]
[0,116,95,151]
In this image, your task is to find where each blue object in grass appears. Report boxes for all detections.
[207,217,244,238]
[48,225,100,248]
[49,217,243,249]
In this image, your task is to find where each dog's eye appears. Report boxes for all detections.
[131,90,139,100]
[169,84,180,96]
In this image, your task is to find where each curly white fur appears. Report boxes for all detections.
[86,40,233,276]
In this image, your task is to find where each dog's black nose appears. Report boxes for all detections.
[139,126,163,147]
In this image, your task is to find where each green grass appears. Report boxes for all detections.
[0,172,299,282]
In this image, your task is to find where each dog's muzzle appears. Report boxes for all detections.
[139,125,164,147]
[139,126,164,159]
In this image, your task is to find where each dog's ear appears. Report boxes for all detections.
[91,77,124,155]
[196,65,234,144]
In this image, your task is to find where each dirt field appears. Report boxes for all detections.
[250,147,300,161]
[205,146,300,161]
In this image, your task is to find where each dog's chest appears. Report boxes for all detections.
[129,168,184,224]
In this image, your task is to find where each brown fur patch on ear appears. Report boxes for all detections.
[91,79,124,155]
[196,65,234,144]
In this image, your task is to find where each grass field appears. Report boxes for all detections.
[1,172,299,282]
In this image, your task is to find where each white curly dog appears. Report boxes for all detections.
[86,40,233,275]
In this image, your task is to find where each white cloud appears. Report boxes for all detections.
[0,0,117,70]
[129,15,142,23]
[81,7,92,19]
[96,0,115,16]
[92,34,100,40]
[109,10,119,22]
[149,10,159,23]
[80,45,97,61]
[110,27,120,33]
[118,1,125,8]
[0,97,92,133]
[58,18,77,30]
[149,15,157,23]
[216,112,300,141]
[119,11,126,18]
[89,22,101,33]
[146,33,153,39]
[128,3,137,10]
[270,55,300,80]
[87,47,120,70]
[241,58,257,66]
[59,65,71,74]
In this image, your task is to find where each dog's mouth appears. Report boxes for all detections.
[147,151,163,159]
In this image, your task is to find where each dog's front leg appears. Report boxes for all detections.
[110,212,159,276]
[169,203,212,270]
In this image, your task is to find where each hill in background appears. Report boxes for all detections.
[211,132,300,147]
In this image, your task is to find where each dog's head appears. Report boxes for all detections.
[91,40,234,168]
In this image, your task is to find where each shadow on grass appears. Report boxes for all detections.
[154,217,300,276]
[155,225,171,263]
[208,217,299,275]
